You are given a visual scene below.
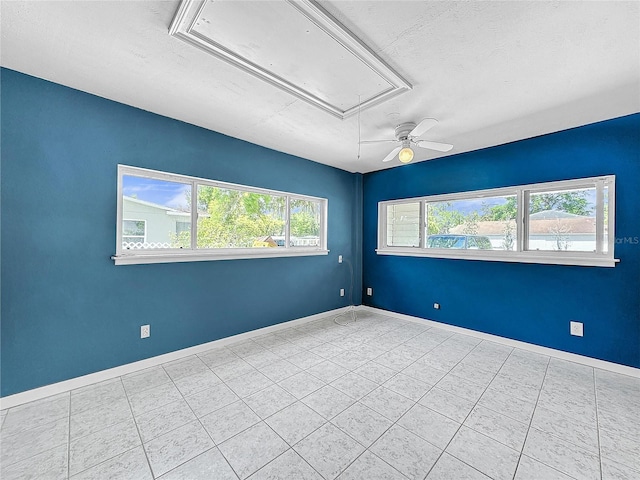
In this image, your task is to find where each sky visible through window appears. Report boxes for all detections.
[122,176,190,210]
[123,175,313,215]
[434,189,596,216]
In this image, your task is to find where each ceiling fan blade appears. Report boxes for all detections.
[359,139,398,145]
[409,118,438,138]
[414,140,454,152]
[382,146,402,162]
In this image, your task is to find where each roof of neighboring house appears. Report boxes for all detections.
[123,196,190,217]
[449,216,596,235]
[530,210,588,220]
[527,217,596,234]
[254,236,277,247]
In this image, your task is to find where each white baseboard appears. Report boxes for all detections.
[360,306,640,379]
[3,305,637,410]
[0,307,350,410]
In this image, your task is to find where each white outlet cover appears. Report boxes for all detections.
[338,255,343,263]
[570,321,583,337]
[367,287,372,296]
[141,325,150,338]
[340,288,345,297]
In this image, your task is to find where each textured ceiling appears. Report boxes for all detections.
[1,1,638,173]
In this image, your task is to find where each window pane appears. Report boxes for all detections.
[386,203,420,247]
[527,187,596,252]
[196,185,286,248]
[426,195,516,250]
[122,176,191,250]
[123,220,145,236]
[290,199,321,247]
[122,220,145,245]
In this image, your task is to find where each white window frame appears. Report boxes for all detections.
[377,175,617,267]
[114,165,328,265]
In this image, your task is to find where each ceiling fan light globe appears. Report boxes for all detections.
[398,147,414,163]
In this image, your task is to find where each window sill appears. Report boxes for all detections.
[113,248,329,265]
[376,248,619,267]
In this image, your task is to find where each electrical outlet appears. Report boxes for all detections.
[141,325,150,339]
[367,287,373,296]
[570,321,583,337]
[340,288,345,297]
[338,255,343,263]
[433,303,440,310]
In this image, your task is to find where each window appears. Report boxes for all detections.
[114,166,328,265]
[386,202,420,247]
[426,193,518,251]
[122,220,146,246]
[377,175,616,267]
[526,186,597,252]
[175,221,190,236]
[290,199,322,247]
[120,174,191,251]
[195,185,287,249]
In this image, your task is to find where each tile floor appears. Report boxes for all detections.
[1,311,639,480]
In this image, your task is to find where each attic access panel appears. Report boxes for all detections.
[169,0,411,119]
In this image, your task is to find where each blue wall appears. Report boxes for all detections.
[1,69,362,396]
[363,113,640,368]
[2,68,637,397]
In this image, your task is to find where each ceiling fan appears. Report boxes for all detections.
[361,118,453,163]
